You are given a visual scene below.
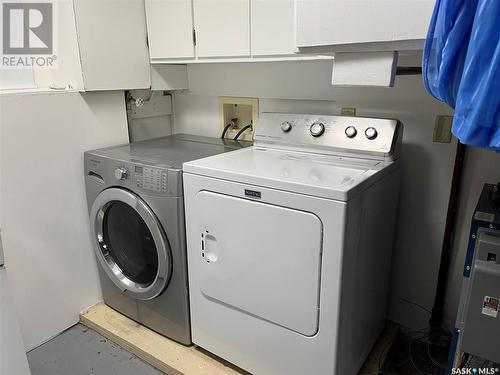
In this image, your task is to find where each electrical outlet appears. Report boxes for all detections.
[341,107,356,116]
[433,115,453,143]
[219,97,259,141]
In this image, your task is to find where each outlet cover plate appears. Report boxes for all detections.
[219,97,259,141]
[433,115,453,143]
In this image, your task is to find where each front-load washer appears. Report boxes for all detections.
[84,134,250,345]
[183,113,403,373]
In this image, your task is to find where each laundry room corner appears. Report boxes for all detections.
[0,90,129,350]
[1,0,499,373]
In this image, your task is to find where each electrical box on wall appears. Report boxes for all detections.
[219,97,259,141]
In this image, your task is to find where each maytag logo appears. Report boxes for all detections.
[2,1,57,68]
[245,189,261,199]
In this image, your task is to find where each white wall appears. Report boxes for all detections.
[0,268,31,375]
[0,91,129,350]
[173,59,457,329]
[443,148,500,330]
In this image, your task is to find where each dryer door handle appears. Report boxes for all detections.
[202,232,218,263]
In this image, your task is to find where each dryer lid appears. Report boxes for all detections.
[183,146,396,201]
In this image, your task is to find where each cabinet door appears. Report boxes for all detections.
[251,0,296,56]
[296,0,434,48]
[145,0,194,60]
[193,0,250,58]
[74,0,150,90]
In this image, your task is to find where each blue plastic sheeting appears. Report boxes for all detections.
[423,0,500,150]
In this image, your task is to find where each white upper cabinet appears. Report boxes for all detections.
[73,0,151,90]
[251,0,297,56]
[193,0,250,58]
[296,0,435,49]
[143,0,304,62]
[145,0,195,60]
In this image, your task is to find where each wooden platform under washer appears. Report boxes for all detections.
[80,302,245,375]
[80,302,398,375]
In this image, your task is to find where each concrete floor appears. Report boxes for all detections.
[27,324,165,375]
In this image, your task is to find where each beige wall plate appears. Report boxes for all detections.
[219,97,259,141]
[433,115,453,143]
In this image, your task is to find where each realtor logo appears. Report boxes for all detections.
[1,1,57,68]
[3,2,53,54]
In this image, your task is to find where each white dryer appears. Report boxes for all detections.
[183,113,403,374]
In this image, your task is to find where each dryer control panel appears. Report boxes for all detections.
[254,113,403,161]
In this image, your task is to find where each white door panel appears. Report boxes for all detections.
[193,0,250,58]
[185,173,347,374]
[251,0,297,56]
[296,0,434,47]
[74,0,151,90]
[145,0,194,59]
[196,191,322,336]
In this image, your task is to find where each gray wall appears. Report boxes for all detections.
[172,59,456,329]
[0,91,129,350]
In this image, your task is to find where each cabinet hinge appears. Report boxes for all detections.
[192,29,197,46]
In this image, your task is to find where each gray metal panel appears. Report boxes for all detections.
[87,134,251,169]
[461,230,500,362]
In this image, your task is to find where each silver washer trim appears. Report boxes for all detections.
[90,188,171,300]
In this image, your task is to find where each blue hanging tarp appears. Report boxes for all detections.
[422,0,500,150]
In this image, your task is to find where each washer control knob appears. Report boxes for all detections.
[365,127,378,140]
[114,167,128,180]
[310,122,325,137]
[345,126,357,138]
[280,121,293,132]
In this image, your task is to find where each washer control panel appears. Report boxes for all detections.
[134,166,167,193]
[310,122,325,137]
[280,121,292,132]
[254,113,402,160]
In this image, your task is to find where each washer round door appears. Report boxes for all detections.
[90,188,172,300]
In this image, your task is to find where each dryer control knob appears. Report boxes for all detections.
[345,126,357,138]
[365,127,378,140]
[114,167,128,180]
[310,122,325,137]
[280,121,293,132]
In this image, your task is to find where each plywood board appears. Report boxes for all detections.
[80,303,246,375]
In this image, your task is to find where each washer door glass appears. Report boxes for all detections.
[103,201,158,285]
[90,188,172,300]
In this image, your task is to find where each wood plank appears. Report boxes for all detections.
[80,302,245,375]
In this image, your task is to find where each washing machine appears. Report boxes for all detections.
[84,134,250,345]
[183,113,403,373]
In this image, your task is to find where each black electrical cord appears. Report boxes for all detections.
[489,183,500,212]
[233,124,253,140]
[221,123,233,139]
